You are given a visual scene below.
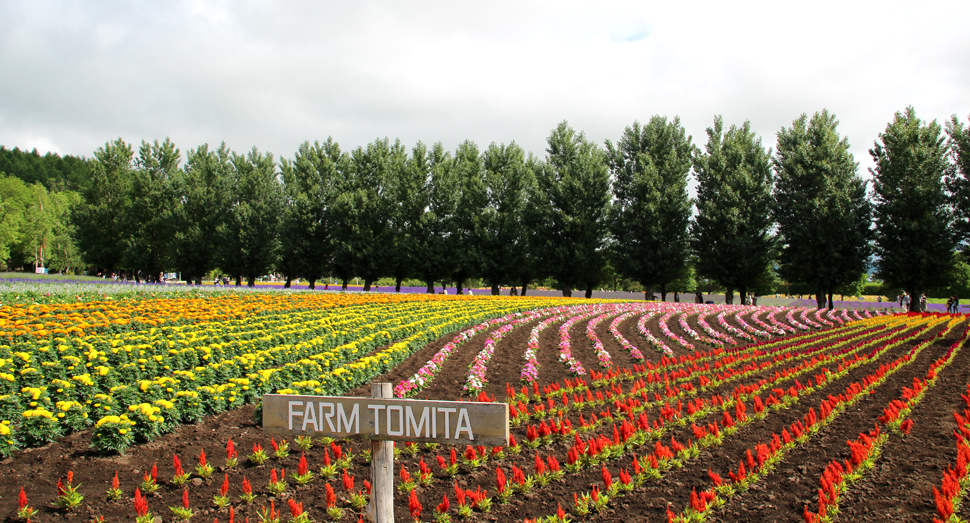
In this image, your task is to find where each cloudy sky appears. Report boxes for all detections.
[1,0,968,176]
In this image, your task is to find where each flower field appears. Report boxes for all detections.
[0,290,966,523]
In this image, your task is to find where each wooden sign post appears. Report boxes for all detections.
[262,384,509,522]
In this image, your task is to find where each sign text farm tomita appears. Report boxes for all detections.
[261,394,510,447]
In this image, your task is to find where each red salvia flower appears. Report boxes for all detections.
[112,471,120,490]
[133,488,148,517]
[229,507,234,523]
[331,442,342,461]
[325,483,337,508]
[174,454,184,475]
[534,453,546,475]
[454,480,466,506]
[408,489,422,519]
[495,467,506,493]
[601,465,612,490]
[323,449,331,467]
[226,438,236,459]
[298,452,308,476]
[547,455,560,472]
[18,487,27,509]
[182,488,190,509]
[400,466,411,483]
[900,419,914,435]
[437,494,450,514]
[220,474,229,497]
[342,469,354,492]
[242,477,252,495]
[67,471,74,484]
[270,469,279,485]
[57,479,65,496]
[419,457,430,476]
[436,455,446,470]
[508,433,517,448]
[364,479,372,494]
[465,445,477,462]
[270,438,279,452]
[252,442,263,454]
[199,449,208,467]
[288,498,303,517]
[449,447,458,466]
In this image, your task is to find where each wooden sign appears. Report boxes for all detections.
[262,393,509,447]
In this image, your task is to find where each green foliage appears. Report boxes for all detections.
[0,145,92,193]
[870,107,955,310]
[691,116,775,303]
[218,147,283,286]
[607,116,694,300]
[279,139,344,288]
[73,138,134,272]
[172,143,232,284]
[947,114,970,243]
[773,110,872,308]
[479,142,533,293]
[535,121,611,298]
[124,139,179,281]
[414,143,457,292]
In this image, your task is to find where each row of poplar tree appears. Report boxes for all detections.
[2,106,969,311]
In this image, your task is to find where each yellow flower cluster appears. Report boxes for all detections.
[0,291,630,447]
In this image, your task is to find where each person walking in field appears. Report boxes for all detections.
[948,296,955,314]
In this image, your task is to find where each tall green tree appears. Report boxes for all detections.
[479,141,532,295]
[386,141,428,291]
[606,116,694,302]
[871,107,955,311]
[946,113,970,243]
[535,121,611,298]
[173,143,232,284]
[413,143,456,293]
[44,191,83,273]
[218,147,283,287]
[279,138,344,289]
[773,110,873,309]
[331,138,399,290]
[73,138,134,274]
[691,116,775,304]
[125,138,179,282]
[449,140,486,294]
[0,174,32,267]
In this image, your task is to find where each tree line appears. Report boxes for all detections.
[1,107,969,311]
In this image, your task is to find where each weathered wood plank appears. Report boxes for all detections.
[262,393,510,447]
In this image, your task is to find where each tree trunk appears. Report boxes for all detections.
[455,278,465,295]
[563,288,572,297]
[725,289,733,304]
[341,279,348,291]
[695,291,703,303]
[585,283,593,299]
[739,286,747,305]
[308,278,316,290]
[644,285,654,301]
[395,278,402,292]
[426,281,435,293]
[815,291,826,310]
[520,283,529,296]
[247,276,255,287]
[674,292,680,303]
[491,284,500,296]
[660,283,668,303]
[284,276,292,289]
[827,292,834,310]
[363,279,371,291]
[235,275,242,286]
